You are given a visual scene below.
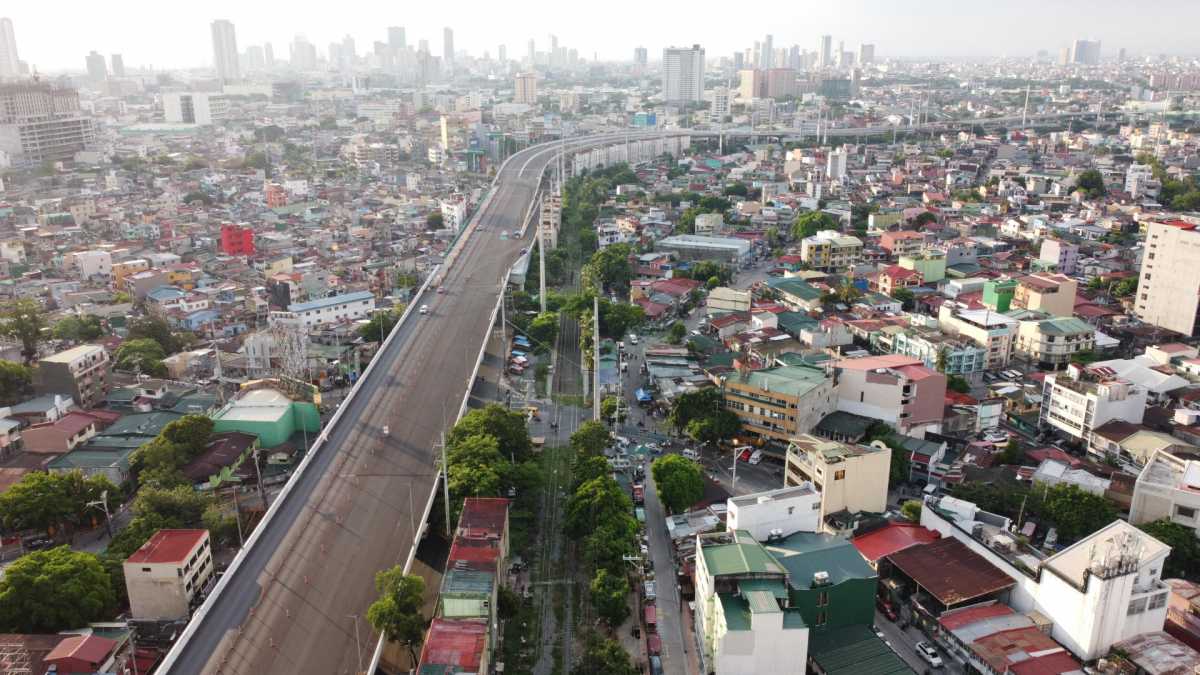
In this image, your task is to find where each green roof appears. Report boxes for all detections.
[807,624,915,675]
[776,311,819,335]
[744,589,781,614]
[101,411,184,438]
[766,531,877,589]
[782,609,808,629]
[48,446,137,471]
[814,411,875,437]
[738,578,788,600]
[441,569,494,596]
[768,277,824,301]
[702,530,788,577]
[731,365,828,399]
[1039,316,1094,336]
[718,593,753,631]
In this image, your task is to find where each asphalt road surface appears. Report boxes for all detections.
[160,135,637,675]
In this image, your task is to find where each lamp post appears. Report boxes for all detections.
[348,614,363,674]
[731,438,739,495]
[86,490,112,540]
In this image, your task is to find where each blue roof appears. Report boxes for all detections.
[288,291,374,313]
[147,286,186,301]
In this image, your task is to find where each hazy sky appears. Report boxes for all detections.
[9,0,1200,72]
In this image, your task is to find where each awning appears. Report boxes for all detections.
[635,389,653,402]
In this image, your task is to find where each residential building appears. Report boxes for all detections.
[1038,239,1079,275]
[1070,38,1101,65]
[1136,220,1200,336]
[694,212,725,236]
[874,265,923,298]
[1011,273,1077,317]
[784,435,890,521]
[799,230,862,272]
[981,278,1017,313]
[721,365,836,443]
[513,72,537,104]
[888,327,986,376]
[21,411,99,454]
[879,230,925,257]
[897,250,946,284]
[0,81,94,166]
[826,151,847,180]
[112,259,149,287]
[211,19,239,83]
[162,92,229,126]
[34,344,110,408]
[922,497,1172,661]
[74,250,112,281]
[834,354,946,436]
[220,223,255,255]
[124,529,214,621]
[270,290,376,329]
[1040,364,1147,442]
[726,485,822,540]
[440,198,468,231]
[1130,450,1200,535]
[1014,316,1096,370]
[938,304,1018,369]
[707,287,751,314]
[937,603,1081,674]
[1125,163,1158,199]
[662,44,705,103]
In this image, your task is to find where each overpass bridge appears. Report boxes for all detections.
[157,131,683,675]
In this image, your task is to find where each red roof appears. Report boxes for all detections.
[938,602,1014,630]
[447,538,500,570]
[458,497,508,538]
[647,634,662,654]
[418,618,487,670]
[853,523,940,563]
[125,529,207,564]
[44,634,117,666]
[881,265,920,280]
[1008,651,1082,675]
[886,538,1015,606]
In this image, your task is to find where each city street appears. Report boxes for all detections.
[642,467,694,675]
[875,610,966,674]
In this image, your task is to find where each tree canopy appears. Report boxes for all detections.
[651,455,705,514]
[0,470,116,537]
[0,360,32,405]
[589,568,631,628]
[0,547,115,632]
[367,567,429,664]
[114,338,167,376]
[0,299,46,364]
[573,637,638,675]
[359,307,403,343]
[447,404,532,462]
[791,211,837,240]
[1074,169,1106,199]
[1138,519,1200,580]
[570,420,610,458]
[52,315,105,342]
[126,315,190,354]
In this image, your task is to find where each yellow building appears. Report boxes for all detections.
[111,259,149,288]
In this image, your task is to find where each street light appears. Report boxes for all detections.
[86,490,112,540]
[348,614,363,674]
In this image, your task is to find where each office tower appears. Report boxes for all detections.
[752,42,761,68]
[163,92,229,125]
[788,45,801,70]
[245,45,264,70]
[0,18,19,80]
[1135,221,1200,336]
[835,40,845,67]
[514,72,537,104]
[110,54,125,78]
[762,34,774,68]
[662,44,704,103]
[264,43,274,67]
[498,45,507,63]
[1070,39,1101,65]
[827,150,847,179]
[85,51,107,82]
[634,47,648,66]
[1117,47,1126,63]
[211,19,239,83]
[709,86,731,122]
[388,26,406,50]
[418,39,430,54]
[291,36,317,70]
[818,35,832,67]
[527,39,535,65]
[443,27,454,71]
[1058,47,1071,66]
[0,81,95,165]
[732,51,744,71]
[858,43,875,65]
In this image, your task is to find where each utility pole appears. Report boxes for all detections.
[441,430,452,538]
[253,448,267,510]
[593,295,601,422]
[538,197,547,313]
[1022,83,1031,128]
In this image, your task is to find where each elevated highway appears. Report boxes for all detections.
[158,131,674,675]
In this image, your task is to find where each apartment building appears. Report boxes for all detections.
[799,230,862,272]
[1011,273,1077,317]
[938,303,1018,369]
[111,259,149,287]
[1130,450,1200,536]
[874,265,922,297]
[1136,220,1200,336]
[897,249,947,284]
[784,435,890,521]
[124,529,214,621]
[539,193,561,250]
[73,250,112,281]
[1039,239,1080,275]
[726,485,821,540]
[34,344,110,408]
[887,327,986,376]
[1040,364,1147,443]
[162,92,230,125]
[721,365,836,443]
[1014,316,1096,370]
[0,81,95,166]
[662,44,705,103]
[879,230,925,257]
[834,354,946,436]
[269,290,376,329]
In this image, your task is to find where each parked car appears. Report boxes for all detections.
[682,448,699,460]
[419,304,429,315]
[738,448,753,462]
[649,655,663,675]
[876,598,898,622]
[916,642,943,668]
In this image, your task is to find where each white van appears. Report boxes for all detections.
[629,334,639,345]
[682,448,699,460]
[748,450,763,465]
[419,305,429,315]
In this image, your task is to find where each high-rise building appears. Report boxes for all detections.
[498,45,507,63]
[85,51,107,82]
[110,54,125,78]
[264,43,274,67]
[527,39,535,65]
[514,72,537,105]
[709,86,731,122]
[818,35,832,68]
[211,19,239,83]
[388,26,406,50]
[858,43,875,65]
[0,18,19,80]
[827,150,847,179]
[163,92,229,125]
[443,27,454,72]
[291,36,317,70]
[634,46,648,66]
[1135,221,1200,336]
[662,44,704,103]
[835,40,845,67]
[762,34,774,68]
[0,81,95,165]
[1069,39,1101,65]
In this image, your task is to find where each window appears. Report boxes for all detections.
[1149,593,1168,610]
[1176,505,1197,520]
[834,470,846,481]
[1127,598,1147,615]
[817,592,829,606]
[787,506,795,515]
[142,567,151,572]
[816,611,827,626]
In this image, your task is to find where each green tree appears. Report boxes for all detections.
[0,360,32,405]
[0,470,114,537]
[892,287,915,311]
[105,512,178,561]
[0,299,46,364]
[1074,169,1106,198]
[1112,278,1138,298]
[161,415,215,458]
[447,434,505,499]
[791,211,836,240]
[587,243,634,291]
[996,439,1025,465]
[367,567,429,665]
[666,321,687,345]
[132,485,213,526]
[590,568,631,628]
[600,396,625,424]
[597,300,645,340]
[0,547,115,632]
[912,211,937,227]
[686,410,740,447]
[573,637,638,675]
[935,347,949,374]
[1138,519,1200,580]
[527,312,559,354]
[651,455,705,514]
[1040,483,1116,543]
[52,315,105,342]
[947,375,971,394]
[359,308,402,342]
[572,455,612,491]
[425,211,444,230]
[126,315,189,353]
[565,476,633,538]
[571,420,611,458]
[582,514,639,573]
[447,404,532,462]
[723,183,749,197]
[114,338,168,376]
[900,500,922,522]
[668,387,722,433]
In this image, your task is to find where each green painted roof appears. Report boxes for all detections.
[744,589,781,614]
[730,365,829,399]
[782,609,808,629]
[702,530,788,577]
[102,411,184,437]
[718,593,753,631]
[768,277,824,301]
[738,578,788,600]
[1039,316,1094,336]
[48,446,137,471]
[776,311,819,335]
[807,624,915,675]
[766,531,877,590]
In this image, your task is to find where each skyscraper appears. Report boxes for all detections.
[264,43,274,67]
[514,72,537,104]
[291,36,317,70]
[0,18,19,80]
[1069,39,1101,65]
[634,47,647,66]
[110,54,125,78]
[443,27,454,72]
[498,45,507,63]
[858,43,875,65]
[211,19,239,83]
[762,34,774,68]
[1135,221,1200,336]
[388,26,406,50]
[0,81,95,165]
[85,51,107,82]
[818,35,832,68]
[662,44,704,104]
[527,39,535,66]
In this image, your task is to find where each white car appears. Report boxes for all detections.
[682,448,699,460]
[419,304,429,315]
[915,642,943,668]
[982,429,1010,444]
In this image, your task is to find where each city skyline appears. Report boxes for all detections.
[6,0,1200,73]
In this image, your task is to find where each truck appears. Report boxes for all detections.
[632,484,645,505]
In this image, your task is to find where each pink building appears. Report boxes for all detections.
[834,354,947,436]
[879,230,926,257]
